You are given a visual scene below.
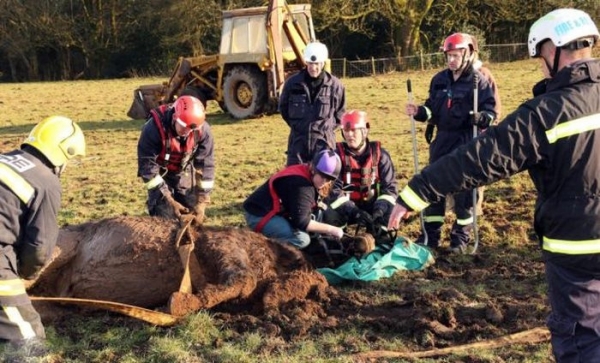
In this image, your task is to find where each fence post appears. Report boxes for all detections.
[420,50,424,71]
[343,58,347,78]
[371,57,376,76]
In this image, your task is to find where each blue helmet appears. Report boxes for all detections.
[311,149,341,180]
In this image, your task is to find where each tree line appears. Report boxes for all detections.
[0,0,597,82]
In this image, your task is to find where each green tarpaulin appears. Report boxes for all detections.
[317,237,435,284]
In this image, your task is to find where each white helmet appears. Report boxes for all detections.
[303,42,328,63]
[528,8,599,57]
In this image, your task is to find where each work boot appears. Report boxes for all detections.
[415,221,442,249]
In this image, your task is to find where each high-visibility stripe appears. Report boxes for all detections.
[330,195,350,209]
[456,216,474,226]
[3,306,36,339]
[543,236,600,254]
[545,113,600,144]
[145,175,164,190]
[424,215,444,223]
[0,279,27,297]
[377,194,397,205]
[0,163,34,204]
[199,180,214,190]
[399,187,429,211]
[424,107,433,121]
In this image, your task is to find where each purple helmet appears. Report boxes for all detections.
[311,149,341,180]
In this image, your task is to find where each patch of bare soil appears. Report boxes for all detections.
[29,216,549,358]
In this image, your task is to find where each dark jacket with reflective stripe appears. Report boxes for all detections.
[137,108,215,194]
[243,165,318,231]
[400,59,600,274]
[280,69,346,165]
[0,149,60,286]
[415,67,497,162]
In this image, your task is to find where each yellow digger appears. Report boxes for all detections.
[127,0,317,120]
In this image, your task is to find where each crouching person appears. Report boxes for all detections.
[137,95,214,224]
[323,110,398,233]
[0,116,85,346]
[243,149,344,248]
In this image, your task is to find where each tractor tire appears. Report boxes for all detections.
[223,66,267,119]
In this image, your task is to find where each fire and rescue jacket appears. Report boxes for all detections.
[137,105,215,195]
[413,66,497,163]
[327,141,398,217]
[0,149,60,305]
[280,69,346,165]
[398,58,600,275]
[243,164,317,232]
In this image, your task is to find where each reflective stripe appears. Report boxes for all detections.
[0,163,34,204]
[543,236,600,254]
[399,187,429,211]
[424,215,444,223]
[424,107,432,121]
[3,306,36,339]
[330,195,350,209]
[145,175,164,190]
[377,194,397,205]
[0,279,27,296]
[545,113,600,144]
[200,180,214,190]
[456,216,474,226]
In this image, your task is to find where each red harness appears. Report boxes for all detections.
[254,164,313,233]
[150,106,201,173]
[336,141,381,202]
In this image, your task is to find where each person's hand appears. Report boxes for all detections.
[164,193,189,219]
[327,225,344,240]
[192,194,210,225]
[354,209,373,227]
[405,103,418,117]
[425,124,435,144]
[470,111,492,128]
[387,203,410,230]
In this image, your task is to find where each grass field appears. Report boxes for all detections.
[0,59,552,362]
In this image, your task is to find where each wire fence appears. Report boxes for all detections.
[330,43,529,78]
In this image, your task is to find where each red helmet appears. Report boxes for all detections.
[442,33,475,53]
[173,95,205,130]
[341,110,370,131]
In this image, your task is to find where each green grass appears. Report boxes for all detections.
[0,59,552,362]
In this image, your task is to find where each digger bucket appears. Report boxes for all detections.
[127,84,167,120]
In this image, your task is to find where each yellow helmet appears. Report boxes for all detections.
[22,116,86,166]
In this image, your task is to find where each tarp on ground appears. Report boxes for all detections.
[317,237,434,284]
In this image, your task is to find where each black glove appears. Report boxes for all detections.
[424,124,435,144]
[353,209,373,227]
[471,111,492,128]
[372,209,385,226]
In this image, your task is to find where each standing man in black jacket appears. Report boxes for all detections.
[280,41,346,166]
[388,8,600,362]
[0,116,85,345]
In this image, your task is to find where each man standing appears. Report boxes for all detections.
[0,116,85,345]
[405,32,497,252]
[388,9,600,362]
[280,41,346,166]
[324,110,398,231]
[137,95,214,224]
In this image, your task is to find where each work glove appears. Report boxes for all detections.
[424,124,435,144]
[193,194,210,225]
[163,193,190,219]
[470,111,492,128]
[353,209,374,227]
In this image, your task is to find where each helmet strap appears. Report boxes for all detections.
[550,47,561,77]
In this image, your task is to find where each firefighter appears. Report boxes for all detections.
[405,32,497,253]
[323,110,398,232]
[0,116,85,345]
[388,8,600,362]
[243,149,344,248]
[137,95,214,224]
[279,41,346,166]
